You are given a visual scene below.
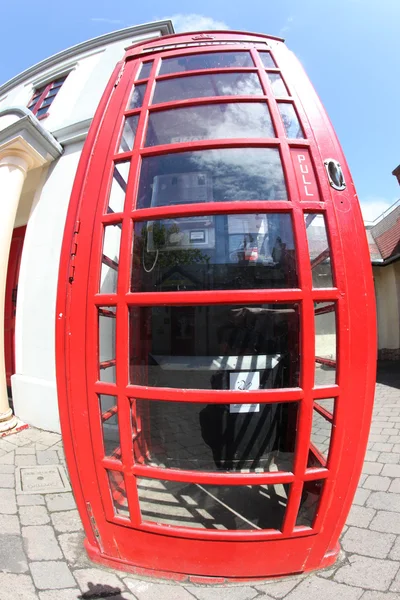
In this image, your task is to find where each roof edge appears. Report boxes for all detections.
[0,20,174,96]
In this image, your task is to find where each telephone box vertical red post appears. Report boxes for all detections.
[56,30,376,580]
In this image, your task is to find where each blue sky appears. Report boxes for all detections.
[1,0,400,220]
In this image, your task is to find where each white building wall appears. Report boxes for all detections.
[373,264,400,356]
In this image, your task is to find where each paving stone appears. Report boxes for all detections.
[377,452,400,464]
[23,525,63,560]
[334,554,399,591]
[389,536,400,560]
[17,493,45,505]
[6,431,33,447]
[35,443,50,452]
[186,584,258,599]
[0,451,15,464]
[74,568,124,596]
[0,513,20,534]
[390,567,400,592]
[39,591,82,600]
[345,505,375,528]
[366,491,400,512]
[372,443,394,452]
[30,560,76,589]
[51,509,82,532]
[0,534,28,573]
[19,504,50,525]
[382,464,400,478]
[362,461,383,475]
[58,531,92,568]
[0,463,15,473]
[35,431,62,445]
[363,475,391,491]
[37,450,60,465]
[125,579,195,600]
[46,492,76,512]
[0,573,37,600]
[361,593,400,600]
[352,487,371,506]
[15,447,36,455]
[15,454,37,466]
[253,574,305,597]
[0,487,17,513]
[283,576,363,599]
[341,526,395,558]
[0,472,15,488]
[0,439,17,453]
[389,479,400,493]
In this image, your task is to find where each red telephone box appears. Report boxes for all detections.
[56,30,376,580]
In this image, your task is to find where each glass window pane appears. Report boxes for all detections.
[138,477,289,530]
[296,480,324,527]
[107,470,129,516]
[145,102,275,147]
[118,116,139,153]
[159,52,254,75]
[99,306,116,383]
[137,148,287,209]
[107,162,130,213]
[134,399,298,472]
[153,73,263,104]
[132,213,297,292]
[129,303,300,389]
[278,103,304,138]
[308,399,335,468]
[99,395,120,459]
[304,214,333,288]
[137,61,153,80]
[314,302,336,386]
[127,83,147,110]
[41,97,55,108]
[259,51,277,68]
[268,73,289,97]
[36,107,48,117]
[100,225,121,294]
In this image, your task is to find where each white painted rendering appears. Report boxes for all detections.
[374,263,400,351]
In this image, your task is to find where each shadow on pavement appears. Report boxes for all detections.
[78,581,127,599]
[376,360,400,390]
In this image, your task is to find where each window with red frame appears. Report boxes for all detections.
[27,74,68,119]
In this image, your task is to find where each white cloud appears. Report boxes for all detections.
[166,14,229,33]
[91,17,123,24]
[279,15,294,36]
[360,196,396,222]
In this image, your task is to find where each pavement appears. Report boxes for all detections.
[0,361,399,600]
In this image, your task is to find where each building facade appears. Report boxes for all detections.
[0,21,174,433]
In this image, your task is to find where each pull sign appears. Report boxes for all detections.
[290,149,320,200]
[324,158,346,191]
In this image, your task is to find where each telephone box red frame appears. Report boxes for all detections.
[56,30,376,580]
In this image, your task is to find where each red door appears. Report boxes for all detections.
[56,31,376,580]
[5,226,26,390]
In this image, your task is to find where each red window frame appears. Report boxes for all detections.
[27,74,68,119]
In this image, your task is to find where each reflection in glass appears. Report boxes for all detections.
[259,51,277,68]
[127,83,147,109]
[99,306,116,383]
[308,399,335,468]
[153,73,263,104]
[304,214,333,288]
[132,213,297,292]
[107,162,130,213]
[278,103,304,139]
[138,477,289,530]
[296,480,324,527]
[118,116,139,153]
[145,102,275,147]
[314,302,336,386]
[99,395,120,459]
[268,73,289,97]
[134,399,298,472]
[129,303,300,389]
[137,61,153,80]
[107,470,129,516]
[137,148,288,209]
[100,225,121,294]
[159,52,254,75]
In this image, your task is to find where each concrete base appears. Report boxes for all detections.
[11,373,61,433]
